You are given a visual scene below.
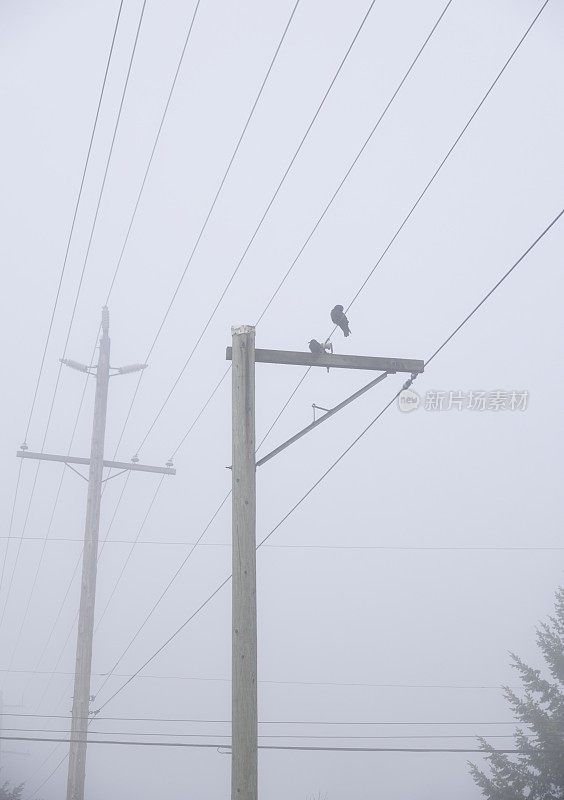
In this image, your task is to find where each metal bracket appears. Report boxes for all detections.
[101,469,128,483]
[65,463,89,482]
[256,371,390,468]
[312,404,331,422]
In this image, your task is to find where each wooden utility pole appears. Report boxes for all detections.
[16,307,175,800]
[227,335,423,800]
[231,325,257,800]
[65,306,110,800]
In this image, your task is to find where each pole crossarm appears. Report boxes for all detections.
[226,347,424,374]
[16,451,176,476]
[256,371,389,467]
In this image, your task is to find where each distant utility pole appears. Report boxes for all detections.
[227,327,423,800]
[16,307,175,800]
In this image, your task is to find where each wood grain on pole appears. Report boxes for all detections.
[66,308,110,800]
[231,325,258,800]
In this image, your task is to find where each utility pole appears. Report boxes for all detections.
[227,330,424,800]
[66,305,109,800]
[16,307,175,800]
[231,325,257,800]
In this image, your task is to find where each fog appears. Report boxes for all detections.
[1,0,563,798]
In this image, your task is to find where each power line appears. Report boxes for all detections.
[133,0,380,456]
[101,0,204,307]
[163,0,456,463]
[0,713,538,725]
[167,0,543,462]
[0,460,23,600]
[95,202,564,713]
[0,670,522,689]
[21,0,124,446]
[167,0,456,462]
[2,372,93,684]
[2,537,562,552]
[29,473,135,712]
[108,0,301,462]
[25,749,68,800]
[91,489,231,700]
[0,735,546,755]
[1,727,530,741]
[259,0,552,450]
[93,476,165,633]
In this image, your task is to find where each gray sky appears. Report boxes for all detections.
[1,0,563,797]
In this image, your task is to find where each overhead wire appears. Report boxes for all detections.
[0,727,534,741]
[129,0,381,458]
[25,750,69,800]
[0,671,524,689]
[2,372,93,684]
[30,472,134,712]
[91,489,231,700]
[167,0,456,462]
[20,0,124,448]
[1,712,549,725]
[256,0,552,450]
[1,734,535,754]
[2,538,562,551]
[108,0,301,462]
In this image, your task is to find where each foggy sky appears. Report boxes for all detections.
[1,0,563,798]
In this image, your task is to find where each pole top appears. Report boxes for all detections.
[102,306,109,335]
[231,325,255,337]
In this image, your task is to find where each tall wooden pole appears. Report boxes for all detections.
[66,307,110,800]
[231,325,257,800]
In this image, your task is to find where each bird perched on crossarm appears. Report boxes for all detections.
[330,304,351,337]
[308,339,333,354]
[309,339,333,372]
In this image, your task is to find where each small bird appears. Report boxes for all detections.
[308,339,333,354]
[330,305,351,337]
[308,339,325,354]
[309,339,333,371]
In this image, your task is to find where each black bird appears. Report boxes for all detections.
[308,339,333,354]
[309,339,333,371]
[330,304,351,337]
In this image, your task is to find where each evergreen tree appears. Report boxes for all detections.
[469,587,564,798]
[0,781,24,800]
